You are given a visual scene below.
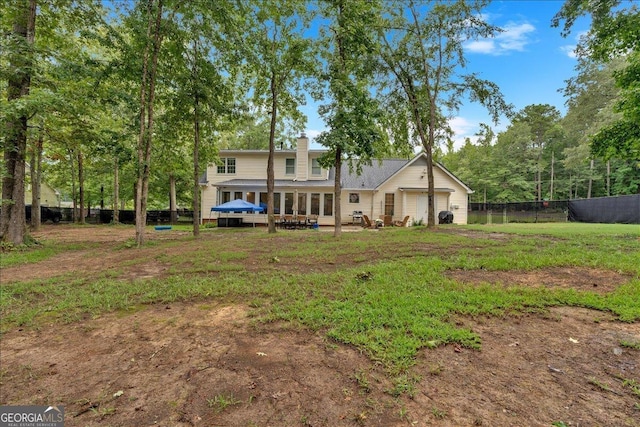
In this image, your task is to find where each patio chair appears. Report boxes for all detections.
[380,215,392,227]
[282,215,294,229]
[394,215,410,227]
[362,215,373,228]
[295,215,307,229]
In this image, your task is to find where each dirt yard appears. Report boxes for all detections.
[1,225,639,427]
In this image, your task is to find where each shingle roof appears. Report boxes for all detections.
[340,159,409,189]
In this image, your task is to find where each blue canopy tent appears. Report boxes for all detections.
[210,199,264,227]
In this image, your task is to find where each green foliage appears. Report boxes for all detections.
[315,0,387,172]
[376,0,511,226]
[554,0,640,169]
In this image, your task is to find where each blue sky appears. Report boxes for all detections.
[303,0,590,151]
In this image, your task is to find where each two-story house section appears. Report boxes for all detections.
[200,133,473,226]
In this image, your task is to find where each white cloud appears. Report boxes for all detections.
[449,116,476,136]
[559,45,577,58]
[465,40,496,54]
[465,22,536,55]
[448,117,478,151]
[498,22,535,51]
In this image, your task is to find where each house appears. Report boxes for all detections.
[200,134,472,226]
[25,164,61,207]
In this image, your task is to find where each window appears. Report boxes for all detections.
[259,192,281,214]
[221,191,231,204]
[311,158,321,175]
[246,192,255,204]
[274,193,281,214]
[285,158,295,175]
[384,193,395,216]
[217,158,236,174]
[234,192,242,200]
[348,193,360,203]
[297,192,307,215]
[323,193,333,216]
[310,193,320,215]
[284,192,294,214]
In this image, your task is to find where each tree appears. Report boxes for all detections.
[244,0,314,233]
[1,0,36,245]
[441,124,496,203]
[377,0,511,227]
[553,0,640,169]
[131,0,167,246]
[511,104,563,201]
[315,0,387,237]
[159,2,241,236]
[218,115,292,150]
[561,57,626,198]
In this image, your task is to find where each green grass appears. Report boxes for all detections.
[207,393,242,413]
[0,241,100,268]
[1,223,639,387]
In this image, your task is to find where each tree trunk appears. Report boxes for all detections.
[113,155,119,223]
[1,0,36,245]
[404,73,435,228]
[333,147,342,237]
[333,0,344,237]
[169,173,178,225]
[587,159,594,199]
[135,0,164,247]
[69,149,78,222]
[267,70,278,234]
[192,91,200,237]
[426,124,436,228]
[537,168,542,201]
[30,128,43,230]
[78,151,85,224]
[606,160,610,196]
[549,151,555,201]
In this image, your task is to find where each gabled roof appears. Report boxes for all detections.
[341,153,473,194]
[340,159,407,189]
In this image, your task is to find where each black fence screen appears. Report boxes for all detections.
[468,201,568,224]
[55,208,194,225]
[568,194,640,224]
[470,196,640,224]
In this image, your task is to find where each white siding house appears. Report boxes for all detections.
[201,134,472,226]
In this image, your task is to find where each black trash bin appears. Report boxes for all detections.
[438,210,453,224]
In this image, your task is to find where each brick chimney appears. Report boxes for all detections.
[296,133,309,181]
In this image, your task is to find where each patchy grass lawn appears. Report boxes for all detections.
[1,223,638,426]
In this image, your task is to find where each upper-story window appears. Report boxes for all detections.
[311,158,321,176]
[285,158,295,175]
[217,158,236,174]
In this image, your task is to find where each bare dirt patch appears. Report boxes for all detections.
[446,266,632,294]
[1,225,190,283]
[1,304,638,427]
[1,225,639,426]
